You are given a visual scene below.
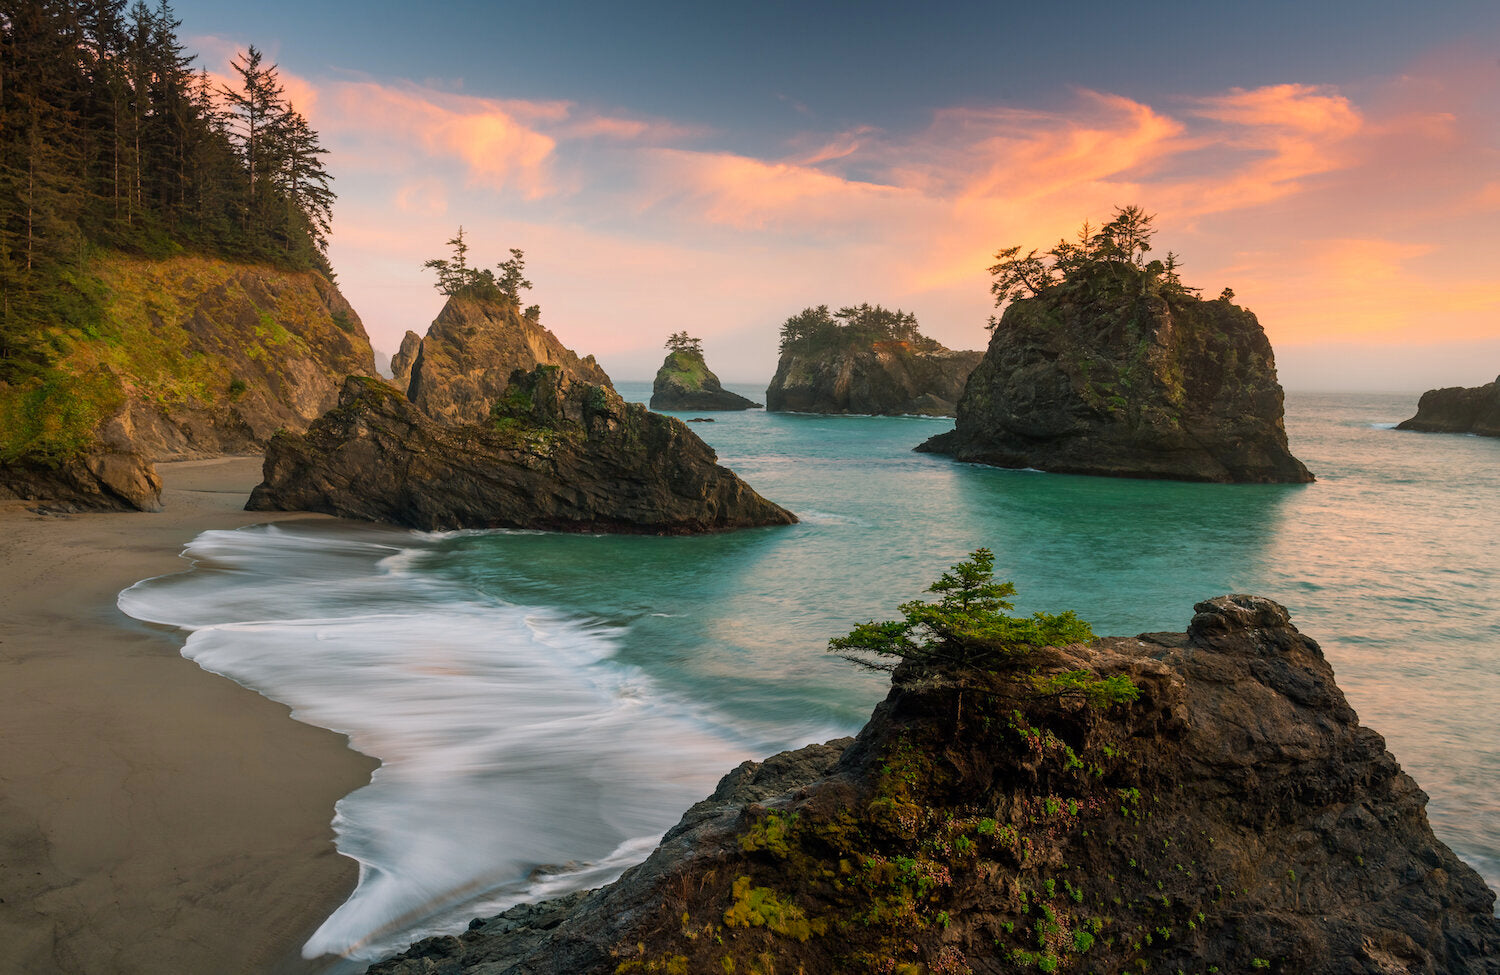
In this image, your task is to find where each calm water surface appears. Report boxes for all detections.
[118,386,1500,964]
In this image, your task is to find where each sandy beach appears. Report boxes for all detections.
[0,457,378,975]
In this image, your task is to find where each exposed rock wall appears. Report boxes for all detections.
[919,292,1312,482]
[766,342,982,416]
[368,596,1499,975]
[248,370,796,533]
[403,296,612,425]
[650,350,760,411]
[1397,377,1500,437]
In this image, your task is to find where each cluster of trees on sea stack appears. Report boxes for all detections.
[422,227,539,319]
[0,1,333,380]
[778,303,939,354]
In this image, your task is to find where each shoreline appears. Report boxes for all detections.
[0,456,378,975]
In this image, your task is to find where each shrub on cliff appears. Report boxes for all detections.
[831,548,1138,706]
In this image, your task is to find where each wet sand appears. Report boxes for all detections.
[0,457,378,975]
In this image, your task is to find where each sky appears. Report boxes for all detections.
[184,0,1500,389]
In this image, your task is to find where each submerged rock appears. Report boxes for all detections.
[403,295,612,426]
[650,349,760,411]
[247,370,795,533]
[368,596,1499,975]
[1397,376,1500,437]
[919,292,1313,483]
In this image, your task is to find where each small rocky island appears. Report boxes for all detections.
[368,554,1499,974]
[919,208,1313,483]
[650,332,761,411]
[248,368,795,533]
[766,304,982,416]
[1396,376,1500,437]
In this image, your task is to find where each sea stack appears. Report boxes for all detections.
[248,369,796,533]
[368,594,1499,975]
[765,304,982,416]
[1396,376,1500,437]
[920,208,1312,483]
[650,333,760,411]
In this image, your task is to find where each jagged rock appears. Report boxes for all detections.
[1397,376,1500,437]
[0,253,376,511]
[247,370,796,533]
[766,341,982,416]
[404,296,612,425]
[650,350,761,411]
[367,596,1499,975]
[389,330,422,389]
[919,292,1313,482]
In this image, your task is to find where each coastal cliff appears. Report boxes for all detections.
[1397,377,1500,437]
[248,368,795,533]
[651,349,761,411]
[0,253,375,511]
[919,291,1312,483]
[766,304,982,416]
[368,595,1500,975]
[402,295,612,426]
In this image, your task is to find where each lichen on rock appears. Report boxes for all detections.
[650,349,761,411]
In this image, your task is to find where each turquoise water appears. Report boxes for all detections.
[119,386,1500,964]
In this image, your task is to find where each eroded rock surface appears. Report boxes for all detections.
[650,350,760,411]
[1397,377,1500,437]
[767,341,982,416]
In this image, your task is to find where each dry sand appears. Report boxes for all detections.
[0,457,378,975]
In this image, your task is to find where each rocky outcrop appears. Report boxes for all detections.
[0,253,376,511]
[1397,377,1500,437]
[766,342,982,416]
[247,369,796,533]
[389,330,422,390]
[368,595,1499,975]
[650,350,760,411]
[919,293,1313,482]
[403,296,612,426]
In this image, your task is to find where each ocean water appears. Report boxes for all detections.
[117,385,1500,965]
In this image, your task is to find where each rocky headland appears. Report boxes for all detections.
[919,211,1311,482]
[396,294,612,426]
[368,594,1499,975]
[651,348,761,411]
[1396,376,1500,437]
[247,367,795,533]
[0,253,375,510]
[766,304,982,416]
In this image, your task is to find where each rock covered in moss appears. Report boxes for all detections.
[919,292,1313,482]
[650,350,760,411]
[766,339,981,417]
[1397,376,1500,437]
[367,596,1499,975]
[247,370,795,533]
[402,295,612,426]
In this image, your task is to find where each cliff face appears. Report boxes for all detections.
[0,253,375,510]
[1397,377,1500,437]
[368,595,1499,975]
[919,293,1313,483]
[766,342,982,416]
[403,296,612,426]
[248,369,796,533]
[650,350,761,411]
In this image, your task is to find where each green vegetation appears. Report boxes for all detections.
[778,303,940,355]
[664,331,703,356]
[422,227,534,308]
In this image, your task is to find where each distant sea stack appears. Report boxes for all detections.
[765,304,982,416]
[369,594,1499,975]
[0,254,376,511]
[248,369,795,533]
[920,207,1312,483]
[399,295,612,426]
[650,333,760,411]
[1396,376,1500,437]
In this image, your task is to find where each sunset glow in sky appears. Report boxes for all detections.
[189,0,1499,389]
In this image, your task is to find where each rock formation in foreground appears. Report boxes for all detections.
[1397,376,1500,437]
[368,595,1499,975]
[921,210,1312,483]
[400,295,612,426]
[650,345,761,411]
[0,253,376,511]
[766,304,982,416]
[247,369,795,533]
